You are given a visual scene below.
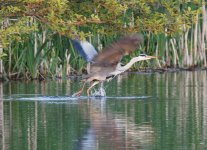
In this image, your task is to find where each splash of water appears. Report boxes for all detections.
[91,86,106,97]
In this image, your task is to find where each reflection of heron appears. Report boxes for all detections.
[71,34,156,97]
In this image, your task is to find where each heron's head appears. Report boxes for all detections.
[136,53,157,61]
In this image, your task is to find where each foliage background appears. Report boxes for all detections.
[0,0,206,80]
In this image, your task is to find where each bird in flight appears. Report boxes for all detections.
[71,34,156,97]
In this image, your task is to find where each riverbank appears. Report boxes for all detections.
[1,67,207,82]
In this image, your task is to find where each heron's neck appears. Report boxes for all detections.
[109,56,147,77]
[118,57,143,72]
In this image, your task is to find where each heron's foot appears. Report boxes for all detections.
[72,90,82,97]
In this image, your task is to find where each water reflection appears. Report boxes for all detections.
[0,71,207,150]
[83,99,155,150]
[0,82,5,150]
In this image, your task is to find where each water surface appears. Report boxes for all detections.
[0,71,207,150]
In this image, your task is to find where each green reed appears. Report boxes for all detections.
[1,6,207,80]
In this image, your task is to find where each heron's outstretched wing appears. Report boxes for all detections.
[92,34,143,67]
[71,40,98,62]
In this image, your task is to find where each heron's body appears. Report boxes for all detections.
[72,34,156,97]
[84,65,115,82]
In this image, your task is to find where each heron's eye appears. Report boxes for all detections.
[139,54,146,57]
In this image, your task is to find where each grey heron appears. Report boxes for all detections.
[71,34,156,97]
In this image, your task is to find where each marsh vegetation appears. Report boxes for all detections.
[0,0,207,80]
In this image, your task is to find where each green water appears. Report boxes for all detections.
[0,71,207,150]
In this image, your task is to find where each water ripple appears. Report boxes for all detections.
[4,95,153,101]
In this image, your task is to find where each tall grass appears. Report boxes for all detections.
[0,3,206,80]
[147,4,207,69]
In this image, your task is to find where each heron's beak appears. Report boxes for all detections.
[146,56,157,59]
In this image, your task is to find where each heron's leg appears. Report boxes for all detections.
[87,81,100,97]
[72,81,86,97]
[91,82,103,93]
[93,82,106,97]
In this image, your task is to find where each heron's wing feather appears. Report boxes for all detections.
[92,34,143,66]
[71,40,97,62]
[80,41,98,62]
